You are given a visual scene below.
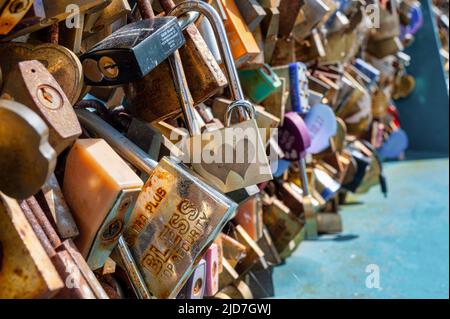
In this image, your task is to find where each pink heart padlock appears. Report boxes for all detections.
[278,112,312,161]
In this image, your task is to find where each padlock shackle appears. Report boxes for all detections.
[168,1,252,121]
[76,109,159,173]
[168,51,202,136]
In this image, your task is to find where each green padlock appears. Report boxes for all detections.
[238,64,282,103]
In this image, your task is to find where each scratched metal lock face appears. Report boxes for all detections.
[1,60,82,154]
[124,157,236,299]
[81,17,185,86]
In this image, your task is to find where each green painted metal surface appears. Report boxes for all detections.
[396,0,449,155]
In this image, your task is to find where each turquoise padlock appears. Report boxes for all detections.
[239,64,282,104]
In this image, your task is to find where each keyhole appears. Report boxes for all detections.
[99,56,119,79]
[9,0,29,14]
[36,85,63,110]
[193,278,203,296]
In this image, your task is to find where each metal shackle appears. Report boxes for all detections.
[76,109,159,173]
[168,0,254,122]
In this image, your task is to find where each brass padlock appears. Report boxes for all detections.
[63,139,144,270]
[0,0,35,35]
[262,196,304,259]
[229,224,268,275]
[1,60,82,154]
[0,42,84,104]
[0,192,64,298]
[292,0,334,43]
[220,233,247,268]
[76,109,237,299]
[0,99,56,200]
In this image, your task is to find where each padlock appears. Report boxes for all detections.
[289,62,311,114]
[168,1,272,193]
[0,42,84,105]
[278,112,311,161]
[234,194,264,241]
[0,0,35,35]
[0,192,64,298]
[228,224,268,275]
[343,138,387,197]
[295,28,326,62]
[277,0,304,39]
[240,25,265,69]
[0,99,56,200]
[112,235,152,299]
[369,1,401,41]
[377,128,409,160]
[303,104,338,154]
[220,233,247,268]
[76,109,237,299]
[262,196,304,259]
[235,0,266,32]
[80,14,185,86]
[211,97,280,142]
[83,0,131,37]
[124,0,227,123]
[316,212,343,234]
[313,165,341,202]
[0,0,111,41]
[238,64,282,104]
[354,58,381,87]
[218,0,261,66]
[321,28,359,64]
[35,174,79,239]
[261,76,288,120]
[63,139,144,270]
[126,117,186,167]
[18,197,109,299]
[245,266,275,299]
[203,243,220,296]
[260,5,279,64]
[1,60,82,154]
[367,36,404,59]
[292,0,334,43]
[177,259,206,299]
[257,225,282,266]
[275,111,318,239]
[271,37,296,66]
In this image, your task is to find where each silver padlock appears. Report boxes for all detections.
[169,1,273,193]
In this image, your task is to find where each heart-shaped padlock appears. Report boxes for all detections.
[278,112,312,161]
